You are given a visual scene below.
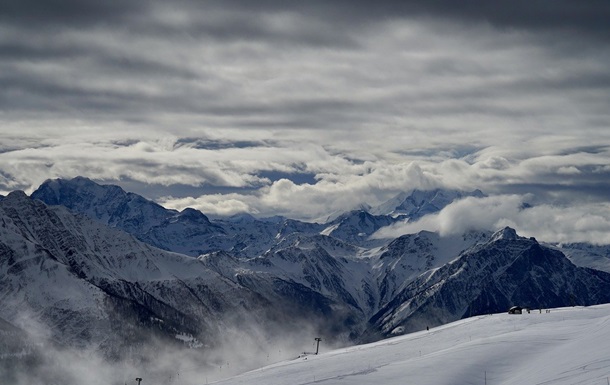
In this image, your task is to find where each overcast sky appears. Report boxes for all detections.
[1,1,610,240]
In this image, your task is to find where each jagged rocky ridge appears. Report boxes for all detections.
[1,177,609,362]
[363,227,610,341]
[0,191,359,361]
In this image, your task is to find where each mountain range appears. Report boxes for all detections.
[2,176,610,380]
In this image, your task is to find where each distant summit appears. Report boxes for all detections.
[490,226,520,242]
[32,176,172,234]
[371,188,486,218]
[31,177,224,256]
[321,209,397,246]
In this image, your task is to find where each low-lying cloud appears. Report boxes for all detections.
[372,195,610,245]
[154,145,610,222]
[2,308,338,385]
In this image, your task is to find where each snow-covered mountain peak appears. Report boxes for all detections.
[365,226,610,341]
[171,207,212,224]
[489,226,520,242]
[3,189,29,203]
[371,188,486,218]
[226,212,258,223]
[32,177,174,234]
[31,177,230,256]
[35,176,120,204]
[320,209,396,247]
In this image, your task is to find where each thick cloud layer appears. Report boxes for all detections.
[373,195,610,245]
[1,1,609,241]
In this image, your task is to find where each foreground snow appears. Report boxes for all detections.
[214,304,610,385]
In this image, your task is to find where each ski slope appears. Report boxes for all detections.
[213,304,610,385]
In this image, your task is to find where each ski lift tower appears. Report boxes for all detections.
[314,337,322,355]
[135,378,142,385]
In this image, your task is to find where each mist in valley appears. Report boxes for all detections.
[1,308,349,385]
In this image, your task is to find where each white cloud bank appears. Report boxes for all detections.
[372,195,610,245]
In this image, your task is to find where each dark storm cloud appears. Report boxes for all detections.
[3,1,609,40]
[0,0,145,26]
[192,0,610,40]
[1,0,608,123]
[408,1,610,39]
[0,0,360,48]
[501,181,610,205]
[0,73,132,113]
[0,41,87,61]
[497,161,610,202]
[1,0,608,129]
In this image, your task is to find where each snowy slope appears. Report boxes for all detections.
[556,242,610,273]
[365,227,610,340]
[17,179,610,347]
[1,191,344,359]
[213,304,610,385]
[320,210,397,247]
[199,233,377,338]
[5,189,407,368]
[371,230,491,308]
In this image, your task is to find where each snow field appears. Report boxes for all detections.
[213,304,610,385]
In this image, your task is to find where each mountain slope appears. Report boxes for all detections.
[198,233,376,339]
[556,242,610,273]
[365,227,610,340]
[320,210,397,246]
[31,179,491,257]
[0,191,350,360]
[31,176,175,234]
[212,304,610,385]
[31,177,326,258]
[0,192,392,364]
[371,230,490,308]
[31,177,226,256]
